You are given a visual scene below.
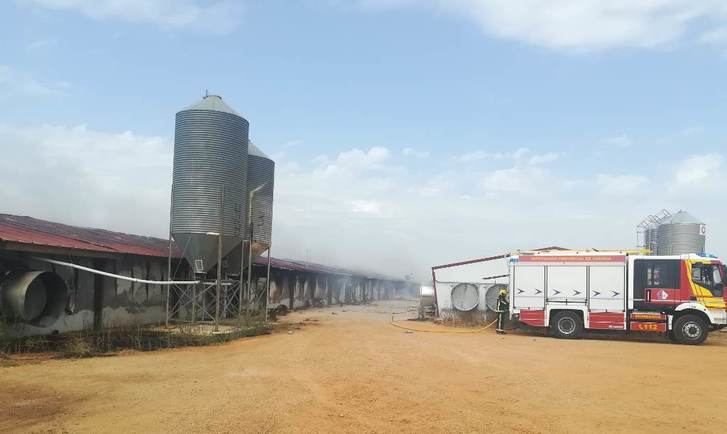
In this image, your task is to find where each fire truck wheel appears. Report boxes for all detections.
[551,311,582,339]
[673,314,708,345]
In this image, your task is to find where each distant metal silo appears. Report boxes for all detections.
[171,95,248,274]
[645,224,658,254]
[225,140,275,272]
[656,211,706,255]
[637,210,671,255]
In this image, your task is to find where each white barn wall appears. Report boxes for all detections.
[434,257,509,322]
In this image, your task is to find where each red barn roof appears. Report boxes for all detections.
[0,214,173,257]
[0,214,404,281]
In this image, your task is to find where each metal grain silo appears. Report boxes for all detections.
[645,224,658,254]
[656,211,706,255]
[225,140,275,272]
[637,210,671,255]
[246,141,275,255]
[171,95,248,274]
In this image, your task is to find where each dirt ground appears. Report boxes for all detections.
[2,300,726,433]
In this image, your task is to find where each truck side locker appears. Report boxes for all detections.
[546,266,587,305]
[588,265,627,330]
[511,264,546,327]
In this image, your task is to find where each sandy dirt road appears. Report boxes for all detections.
[1,300,726,433]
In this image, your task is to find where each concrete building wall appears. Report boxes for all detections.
[1,254,171,336]
[259,269,410,311]
[1,248,414,336]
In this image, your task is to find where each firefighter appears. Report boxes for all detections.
[495,288,509,335]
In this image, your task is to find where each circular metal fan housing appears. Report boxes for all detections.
[451,283,479,312]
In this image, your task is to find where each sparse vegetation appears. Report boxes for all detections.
[0,322,272,359]
[0,317,12,365]
[61,336,94,358]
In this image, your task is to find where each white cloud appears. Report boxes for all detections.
[20,0,243,33]
[311,154,330,165]
[451,150,490,162]
[0,65,68,98]
[0,123,171,236]
[479,149,560,195]
[5,123,727,281]
[272,146,727,280]
[602,134,633,148]
[452,147,529,163]
[358,0,727,51]
[675,154,723,186]
[451,150,497,162]
[528,152,559,165]
[482,166,545,194]
[282,139,303,149]
[700,26,727,45]
[314,146,390,177]
[411,171,454,197]
[452,147,557,167]
[402,147,430,159]
[597,174,649,196]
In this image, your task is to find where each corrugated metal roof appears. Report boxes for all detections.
[0,214,175,257]
[0,214,403,281]
[254,256,387,278]
[253,257,347,275]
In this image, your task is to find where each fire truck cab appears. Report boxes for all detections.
[508,251,727,344]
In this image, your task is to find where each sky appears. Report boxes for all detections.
[2,0,727,281]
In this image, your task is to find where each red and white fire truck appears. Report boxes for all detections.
[508,251,727,344]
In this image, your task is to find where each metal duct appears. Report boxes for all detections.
[0,271,68,327]
[419,285,435,308]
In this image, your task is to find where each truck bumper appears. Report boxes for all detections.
[709,309,727,325]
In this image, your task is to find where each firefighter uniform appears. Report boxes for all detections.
[496,289,509,334]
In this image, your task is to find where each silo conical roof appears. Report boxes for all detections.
[248,140,270,159]
[182,94,240,116]
[664,211,702,225]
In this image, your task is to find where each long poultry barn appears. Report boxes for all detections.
[0,214,413,336]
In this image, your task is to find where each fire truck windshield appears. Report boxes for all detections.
[691,263,725,297]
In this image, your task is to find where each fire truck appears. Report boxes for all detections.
[508,251,727,344]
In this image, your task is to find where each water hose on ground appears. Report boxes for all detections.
[389,308,499,334]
